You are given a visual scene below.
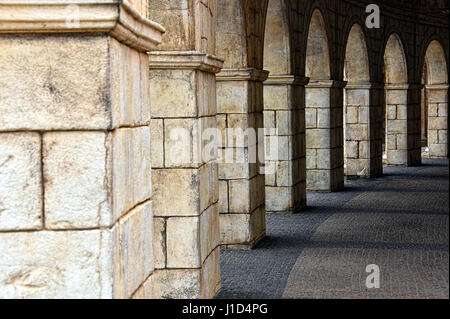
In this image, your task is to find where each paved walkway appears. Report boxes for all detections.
[217,159,449,299]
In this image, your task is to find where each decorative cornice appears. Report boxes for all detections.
[148,51,224,74]
[0,0,165,52]
[425,84,449,90]
[345,82,385,90]
[385,83,428,90]
[384,83,410,90]
[216,68,270,82]
[264,75,310,86]
[306,79,348,89]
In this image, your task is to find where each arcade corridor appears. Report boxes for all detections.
[218,159,449,299]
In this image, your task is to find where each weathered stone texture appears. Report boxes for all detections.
[0,2,163,299]
[0,0,448,301]
[43,131,111,229]
[0,229,114,299]
[0,133,42,231]
[0,35,111,131]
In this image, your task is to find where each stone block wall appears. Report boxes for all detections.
[148,61,222,298]
[385,86,410,165]
[305,80,345,191]
[217,69,267,248]
[0,35,156,298]
[426,85,448,158]
[0,1,164,299]
[345,85,371,176]
[147,0,223,299]
[0,0,448,300]
[264,76,308,213]
[344,83,383,177]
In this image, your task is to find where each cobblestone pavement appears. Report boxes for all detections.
[217,159,449,299]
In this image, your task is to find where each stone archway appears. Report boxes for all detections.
[305,9,344,191]
[343,24,380,178]
[383,33,410,166]
[216,0,269,249]
[263,0,308,214]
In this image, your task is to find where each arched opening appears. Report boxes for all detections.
[305,9,343,191]
[422,40,449,158]
[305,10,330,80]
[383,34,409,166]
[264,0,290,75]
[384,34,408,84]
[344,24,370,83]
[343,24,371,177]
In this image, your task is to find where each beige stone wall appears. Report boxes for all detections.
[305,81,345,191]
[345,87,371,176]
[384,85,422,166]
[216,0,268,249]
[128,0,149,17]
[0,0,448,300]
[148,65,221,298]
[217,70,267,248]
[147,0,222,298]
[423,41,449,158]
[0,0,165,298]
[426,86,448,158]
[264,78,307,212]
[343,24,383,178]
[385,87,410,165]
[149,0,216,54]
[0,35,154,299]
[304,10,345,191]
[262,0,307,214]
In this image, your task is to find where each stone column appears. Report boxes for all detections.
[0,1,164,298]
[305,80,346,191]
[264,75,309,213]
[345,82,383,178]
[216,68,268,249]
[146,0,223,299]
[148,52,223,299]
[425,84,448,158]
[385,84,422,166]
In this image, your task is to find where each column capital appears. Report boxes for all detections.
[345,82,384,90]
[148,51,224,73]
[264,75,310,86]
[216,68,269,82]
[306,79,347,89]
[384,83,409,90]
[425,84,449,90]
[0,0,165,52]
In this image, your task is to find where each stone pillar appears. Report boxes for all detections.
[344,82,383,178]
[148,52,223,299]
[425,84,448,158]
[305,80,346,191]
[216,68,268,249]
[385,84,422,166]
[146,0,223,299]
[0,1,164,298]
[264,75,309,213]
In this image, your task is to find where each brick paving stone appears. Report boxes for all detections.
[216,159,449,299]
